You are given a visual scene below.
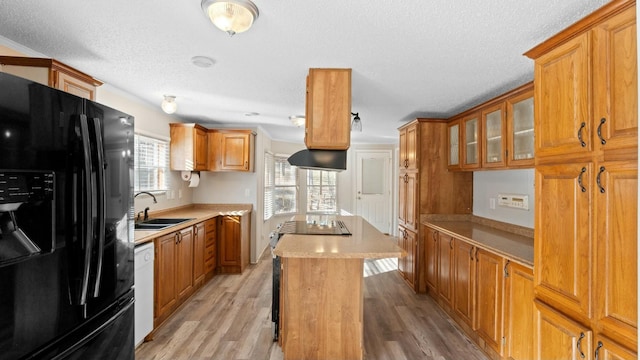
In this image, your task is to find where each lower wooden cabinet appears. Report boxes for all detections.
[474,249,504,357]
[593,335,638,360]
[534,300,592,360]
[217,215,250,274]
[424,225,438,295]
[503,262,534,360]
[453,239,475,328]
[437,232,454,309]
[154,226,194,327]
[204,217,217,279]
[398,226,417,288]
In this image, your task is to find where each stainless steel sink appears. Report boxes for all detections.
[134,218,194,231]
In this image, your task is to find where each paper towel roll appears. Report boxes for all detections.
[188,172,200,187]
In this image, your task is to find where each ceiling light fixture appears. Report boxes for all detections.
[201,0,259,36]
[289,115,305,127]
[161,95,177,114]
[351,112,362,132]
[191,55,216,68]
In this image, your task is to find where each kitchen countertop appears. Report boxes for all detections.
[424,219,534,268]
[273,214,405,259]
[133,204,251,245]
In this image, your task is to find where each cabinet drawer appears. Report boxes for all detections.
[205,260,215,273]
[205,244,215,260]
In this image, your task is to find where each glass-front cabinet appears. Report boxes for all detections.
[447,119,461,170]
[481,103,506,168]
[461,112,481,170]
[506,90,535,167]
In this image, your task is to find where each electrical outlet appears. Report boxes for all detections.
[489,198,496,209]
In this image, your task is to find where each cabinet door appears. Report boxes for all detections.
[56,71,97,100]
[219,216,241,267]
[399,127,408,170]
[406,123,418,170]
[155,233,177,319]
[305,68,351,150]
[504,262,534,360]
[400,227,416,288]
[176,227,194,302]
[437,232,453,308]
[193,222,206,287]
[481,103,506,168]
[594,161,637,350]
[423,226,438,296]
[535,163,592,322]
[475,249,503,355]
[398,172,418,231]
[194,127,208,170]
[593,7,638,159]
[447,120,461,170]
[594,336,638,360]
[534,33,591,160]
[506,90,535,167]
[453,239,475,327]
[461,112,481,169]
[534,300,592,360]
[220,132,251,171]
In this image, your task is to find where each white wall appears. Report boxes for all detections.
[473,169,535,228]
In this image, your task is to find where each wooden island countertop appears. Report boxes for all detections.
[273,215,404,360]
[272,214,405,259]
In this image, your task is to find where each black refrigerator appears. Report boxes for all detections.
[0,72,135,359]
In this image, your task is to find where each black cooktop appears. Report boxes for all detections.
[278,220,351,235]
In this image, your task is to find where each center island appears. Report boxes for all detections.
[272,215,405,360]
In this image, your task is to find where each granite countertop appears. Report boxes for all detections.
[273,214,405,259]
[424,218,534,268]
[133,204,251,245]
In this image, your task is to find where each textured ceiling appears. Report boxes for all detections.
[0,0,608,144]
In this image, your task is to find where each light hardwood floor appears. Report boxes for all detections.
[135,251,487,360]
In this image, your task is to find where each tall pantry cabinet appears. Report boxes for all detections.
[525,0,637,358]
[397,119,472,292]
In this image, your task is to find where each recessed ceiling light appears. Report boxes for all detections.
[191,56,216,68]
[245,112,259,116]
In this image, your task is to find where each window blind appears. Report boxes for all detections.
[134,134,170,192]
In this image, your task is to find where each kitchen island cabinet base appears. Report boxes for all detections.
[279,257,364,360]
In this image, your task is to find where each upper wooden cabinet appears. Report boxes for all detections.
[169,123,209,171]
[305,68,352,150]
[481,103,506,168]
[461,112,481,170]
[447,119,461,170]
[506,89,535,167]
[399,121,419,170]
[0,56,102,100]
[208,129,256,172]
[526,4,637,163]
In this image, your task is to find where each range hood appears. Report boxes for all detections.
[287,149,347,171]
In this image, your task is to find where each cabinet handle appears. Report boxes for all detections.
[594,341,603,360]
[475,248,479,263]
[504,260,510,278]
[404,159,408,168]
[245,161,248,170]
[597,118,607,145]
[470,246,474,260]
[578,167,587,193]
[578,122,587,147]
[577,332,586,359]
[596,166,606,193]
[432,231,437,242]
[449,238,453,249]
[175,233,179,245]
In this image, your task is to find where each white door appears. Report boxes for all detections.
[355,150,392,234]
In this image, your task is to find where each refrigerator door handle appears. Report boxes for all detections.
[90,117,106,298]
[77,114,93,306]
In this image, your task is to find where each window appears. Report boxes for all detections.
[134,134,170,192]
[264,153,298,220]
[307,170,337,212]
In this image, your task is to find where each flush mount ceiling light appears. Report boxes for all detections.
[351,112,362,132]
[161,95,177,114]
[289,115,305,127]
[201,0,259,36]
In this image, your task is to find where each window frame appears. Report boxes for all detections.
[306,169,338,213]
[264,152,298,221]
[134,133,170,193]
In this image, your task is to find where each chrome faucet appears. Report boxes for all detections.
[134,192,157,222]
[134,191,158,203]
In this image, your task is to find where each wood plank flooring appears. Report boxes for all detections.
[135,250,488,360]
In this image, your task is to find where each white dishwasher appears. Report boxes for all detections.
[134,241,154,347]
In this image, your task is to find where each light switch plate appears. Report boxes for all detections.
[498,193,529,210]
